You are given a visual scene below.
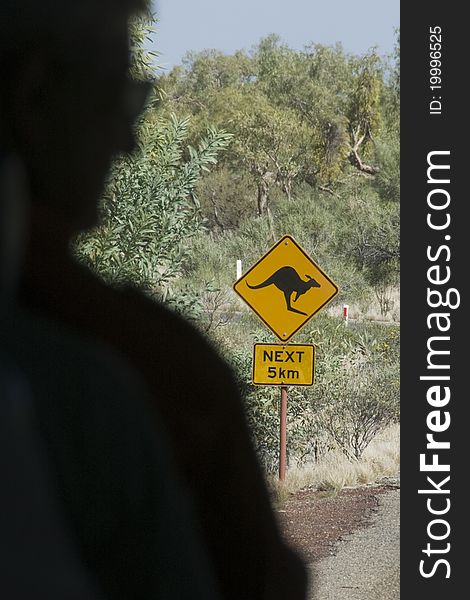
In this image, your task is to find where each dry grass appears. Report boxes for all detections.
[269,423,400,503]
[326,286,400,323]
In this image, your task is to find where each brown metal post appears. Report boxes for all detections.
[279,385,288,481]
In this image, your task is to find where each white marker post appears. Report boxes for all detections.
[236,259,242,280]
[343,304,349,326]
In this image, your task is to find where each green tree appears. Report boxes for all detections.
[333,182,399,315]
[226,90,313,214]
[160,38,391,197]
[73,11,233,310]
[346,52,383,175]
[256,40,354,187]
[316,361,399,460]
[75,113,232,305]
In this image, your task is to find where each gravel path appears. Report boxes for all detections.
[308,488,400,600]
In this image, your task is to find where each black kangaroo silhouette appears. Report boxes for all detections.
[246,266,321,316]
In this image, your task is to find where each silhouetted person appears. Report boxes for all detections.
[1,307,221,600]
[1,151,220,598]
[1,153,104,600]
[1,1,308,598]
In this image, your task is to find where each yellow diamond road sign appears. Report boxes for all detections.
[233,235,339,341]
[253,344,315,386]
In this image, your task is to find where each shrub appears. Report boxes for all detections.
[315,361,399,460]
[223,316,399,470]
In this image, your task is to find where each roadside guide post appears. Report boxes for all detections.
[236,259,242,280]
[233,235,339,481]
[343,303,349,326]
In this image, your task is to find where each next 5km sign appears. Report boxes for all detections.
[253,344,315,386]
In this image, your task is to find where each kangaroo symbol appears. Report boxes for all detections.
[246,266,320,316]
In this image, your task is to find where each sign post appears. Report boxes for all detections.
[233,235,339,480]
[279,385,288,481]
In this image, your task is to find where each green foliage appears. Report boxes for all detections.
[383,29,400,127]
[307,319,399,460]
[315,358,399,460]
[75,114,232,301]
[331,180,400,306]
[129,12,159,82]
[219,316,399,472]
[229,349,281,472]
[75,16,400,474]
[347,52,383,149]
[195,166,257,231]
[159,36,396,212]
[372,131,400,203]
[157,29,401,472]
[182,186,385,314]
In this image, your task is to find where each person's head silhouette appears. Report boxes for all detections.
[0,0,150,234]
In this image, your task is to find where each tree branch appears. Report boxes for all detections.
[318,185,341,198]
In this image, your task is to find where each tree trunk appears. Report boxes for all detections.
[348,127,379,175]
[210,192,225,232]
[282,179,292,201]
[257,180,270,217]
[348,147,379,175]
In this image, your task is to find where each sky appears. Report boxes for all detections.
[150,0,400,72]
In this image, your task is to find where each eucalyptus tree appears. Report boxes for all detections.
[75,14,233,308]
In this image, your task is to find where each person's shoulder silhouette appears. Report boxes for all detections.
[2,137,219,600]
[1,0,308,598]
[1,307,221,600]
[0,338,105,600]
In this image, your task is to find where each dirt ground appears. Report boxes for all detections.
[276,483,394,563]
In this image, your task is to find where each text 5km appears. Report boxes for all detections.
[252,343,315,386]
